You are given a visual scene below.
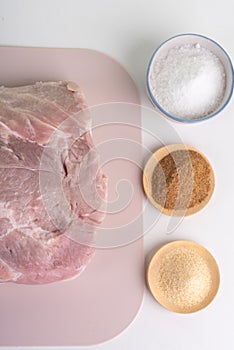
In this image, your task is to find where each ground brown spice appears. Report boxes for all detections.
[151,150,212,210]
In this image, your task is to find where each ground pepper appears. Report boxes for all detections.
[151,150,212,210]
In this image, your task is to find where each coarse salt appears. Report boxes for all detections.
[149,43,226,119]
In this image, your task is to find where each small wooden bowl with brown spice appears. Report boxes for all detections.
[143,144,215,216]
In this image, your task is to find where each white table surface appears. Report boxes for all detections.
[1,0,234,349]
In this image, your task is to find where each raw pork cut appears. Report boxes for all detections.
[0,81,107,284]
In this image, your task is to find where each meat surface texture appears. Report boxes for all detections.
[0,81,107,284]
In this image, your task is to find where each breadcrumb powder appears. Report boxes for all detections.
[157,247,212,309]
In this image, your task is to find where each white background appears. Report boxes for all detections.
[0,0,234,349]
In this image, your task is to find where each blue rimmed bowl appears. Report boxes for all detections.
[146,33,234,123]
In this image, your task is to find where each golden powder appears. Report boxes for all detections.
[157,247,212,309]
[151,150,212,210]
[147,241,220,313]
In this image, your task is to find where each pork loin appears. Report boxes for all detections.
[0,81,107,284]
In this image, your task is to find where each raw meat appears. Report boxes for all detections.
[0,81,107,284]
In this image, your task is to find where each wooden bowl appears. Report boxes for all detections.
[143,144,215,216]
[147,240,220,313]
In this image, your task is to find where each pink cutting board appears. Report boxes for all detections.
[0,48,144,346]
